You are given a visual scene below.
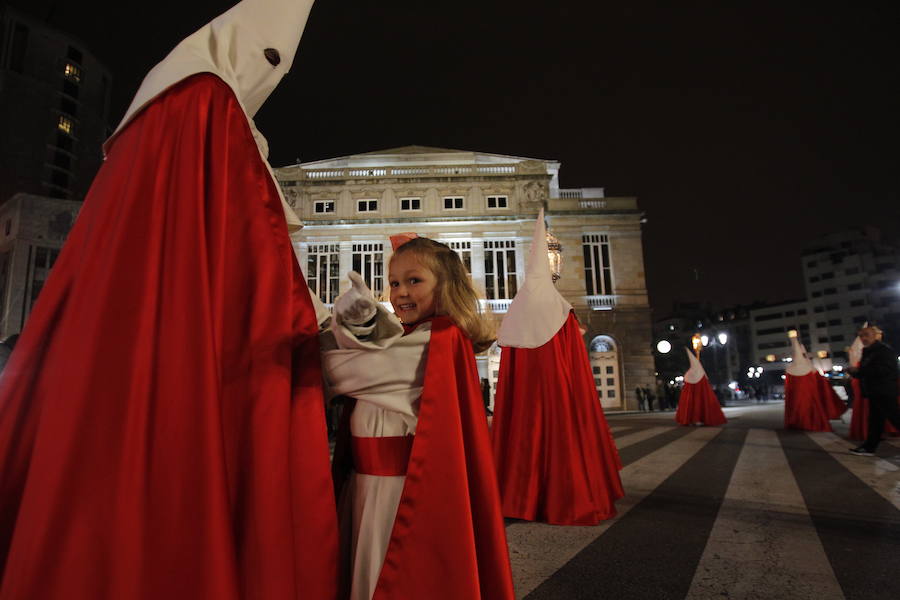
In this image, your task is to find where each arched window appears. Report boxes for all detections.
[589,335,621,409]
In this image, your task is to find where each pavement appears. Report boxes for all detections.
[507,402,900,600]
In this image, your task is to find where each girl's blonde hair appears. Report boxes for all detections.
[391,238,496,353]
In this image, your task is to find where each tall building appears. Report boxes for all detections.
[275,146,654,411]
[0,193,80,336]
[0,5,112,204]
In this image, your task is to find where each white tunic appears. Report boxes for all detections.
[321,307,430,600]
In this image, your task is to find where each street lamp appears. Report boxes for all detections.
[717,332,728,345]
[700,335,709,347]
[656,340,672,354]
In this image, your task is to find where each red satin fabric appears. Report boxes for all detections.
[0,75,338,599]
[341,317,515,600]
[784,372,846,431]
[848,378,900,440]
[675,376,727,426]
[351,436,414,476]
[491,313,624,526]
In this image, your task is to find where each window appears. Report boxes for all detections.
[67,46,83,63]
[757,326,785,335]
[63,62,82,82]
[848,283,862,291]
[850,299,865,307]
[62,79,79,99]
[357,199,378,213]
[606,366,614,374]
[799,324,810,330]
[27,245,60,314]
[798,309,807,315]
[399,198,421,211]
[313,200,335,214]
[582,234,613,296]
[818,337,829,343]
[53,150,71,171]
[825,303,840,310]
[829,334,845,342]
[445,241,471,273]
[853,315,868,324]
[809,276,820,283]
[352,243,384,298]
[443,197,464,210]
[306,244,340,304]
[811,291,822,298]
[813,306,824,313]
[820,272,835,279]
[59,96,78,116]
[845,267,860,275]
[56,132,73,152]
[57,115,74,135]
[823,287,837,295]
[483,240,518,300]
[827,319,842,326]
[807,260,818,268]
[486,195,508,209]
[816,321,827,328]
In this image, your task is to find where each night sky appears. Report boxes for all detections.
[9,0,899,317]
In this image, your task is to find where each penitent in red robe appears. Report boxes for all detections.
[491,313,624,526]
[675,376,727,427]
[332,316,515,600]
[0,74,338,599]
[783,372,845,432]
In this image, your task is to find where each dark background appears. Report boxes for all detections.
[8,0,899,317]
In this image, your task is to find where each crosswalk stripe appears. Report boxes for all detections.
[612,425,676,450]
[686,429,845,599]
[508,426,721,599]
[806,432,900,511]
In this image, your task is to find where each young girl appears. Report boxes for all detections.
[322,235,514,600]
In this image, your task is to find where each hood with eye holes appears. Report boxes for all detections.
[104,0,316,231]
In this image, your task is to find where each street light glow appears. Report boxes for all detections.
[718,332,728,345]
[700,335,709,347]
[656,340,672,354]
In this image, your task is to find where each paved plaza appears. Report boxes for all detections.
[508,402,900,599]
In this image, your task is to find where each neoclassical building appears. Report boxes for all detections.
[274,146,654,411]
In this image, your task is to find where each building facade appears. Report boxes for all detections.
[0,193,80,337]
[0,5,112,204]
[275,146,654,411]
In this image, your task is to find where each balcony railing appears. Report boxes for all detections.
[296,164,519,181]
[586,295,616,310]
[482,299,513,314]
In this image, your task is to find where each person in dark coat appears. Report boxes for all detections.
[848,326,900,455]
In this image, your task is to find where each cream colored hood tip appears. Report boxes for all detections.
[497,208,573,348]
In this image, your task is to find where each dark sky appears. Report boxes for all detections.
[9,0,900,317]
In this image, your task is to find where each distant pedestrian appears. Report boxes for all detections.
[635,386,645,411]
[848,326,900,456]
[643,385,655,411]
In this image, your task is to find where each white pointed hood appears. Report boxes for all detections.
[105,0,316,230]
[786,335,814,376]
[684,347,706,384]
[497,209,573,348]
[848,321,867,366]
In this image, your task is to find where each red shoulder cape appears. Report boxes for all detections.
[334,316,514,599]
[491,313,623,525]
[784,372,845,431]
[0,74,338,599]
[675,375,727,426]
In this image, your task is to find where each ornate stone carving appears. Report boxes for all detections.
[517,160,546,174]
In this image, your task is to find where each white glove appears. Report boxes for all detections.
[334,271,378,326]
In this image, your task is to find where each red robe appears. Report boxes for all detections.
[783,371,845,432]
[848,378,900,440]
[675,375,727,427]
[0,74,338,599]
[333,316,515,599]
[491,313,623,526]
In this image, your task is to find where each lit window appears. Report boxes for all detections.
[443,197,464,210]
[400,198,421,211]
[63,62,82,83]
[483,240,518,300]
[313,200,335,214]
[357,199,378,213]
[57,115,74,135]
[352,243,384,297]
[486,195,508,209]
[582,234,613,296]
[306,243,340,304]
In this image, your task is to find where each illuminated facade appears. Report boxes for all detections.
[275,146,654,410]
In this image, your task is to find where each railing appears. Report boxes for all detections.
[559,189,583,199]
[586,295,616,310]
[579,200,607,209]
[482,299,513,314]
[296,164,519,180]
